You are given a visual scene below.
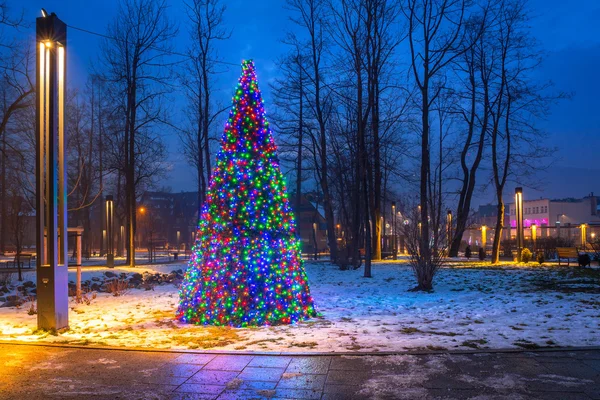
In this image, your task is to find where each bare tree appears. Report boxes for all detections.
[179,0,230,216]
[448,11,493,257]
[286,0,339,263]
[403,0,474,290]
[270,47,311,238]
[0,3,32,253]
[6,183,31,281]
[99,0,177,267]
[488,0,559,263]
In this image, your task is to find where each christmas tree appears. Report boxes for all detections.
[177,60,317,327]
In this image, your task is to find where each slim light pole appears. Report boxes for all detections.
[580,224,587,248]
[481,225,487,254]
[106,195,114,268]
[446,210,453,249]
[531,223,537,253]
[312,221,318,260]
[515,187,524,262]
[392,202,397,260]
[36,10,68,330]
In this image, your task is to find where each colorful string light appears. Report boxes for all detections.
[177,60,317,327]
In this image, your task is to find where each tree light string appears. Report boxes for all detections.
[177,60,317,327]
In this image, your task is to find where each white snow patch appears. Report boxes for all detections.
[1,261,599,352]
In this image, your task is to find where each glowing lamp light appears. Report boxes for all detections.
[515,187,524,262]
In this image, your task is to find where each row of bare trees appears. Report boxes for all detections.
[268,0,559,290]
[0,0,560,289]
[0,0,172,268]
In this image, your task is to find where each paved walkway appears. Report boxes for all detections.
[1,343,599,399]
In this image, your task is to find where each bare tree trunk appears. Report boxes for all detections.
[0,129,5,254]
[295,70,304,238]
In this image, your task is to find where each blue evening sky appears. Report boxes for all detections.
[17,0,600,204]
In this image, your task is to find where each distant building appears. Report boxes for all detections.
[288,194,328,255]
[507,193,600,229]
[466,193,600,248]
[137,191,328,255]
[475,204,500,228]
[138,191,198,251]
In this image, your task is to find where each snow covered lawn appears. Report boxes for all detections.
[1,261,599,352]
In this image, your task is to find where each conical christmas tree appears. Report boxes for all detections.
[177,60,317,327]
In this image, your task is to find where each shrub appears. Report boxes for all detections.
[521,248,532,263]
[0,272,14,286]
[478,248,485,261]
[536,252,545,265]
[465,246,472,259]
[105,279,130,297]
[578,254,591,268]
[27,296,37,315]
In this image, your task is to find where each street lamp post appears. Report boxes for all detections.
[515,187,524,262]
[531,223,537,253]
[481,225,487,254]
[580,224,587,248]
[36,11,68,330]
[556,214,563,238]
[446,210,453,249]
[106,195,114,268]
[312,221,318,260]
[392,202,397,260]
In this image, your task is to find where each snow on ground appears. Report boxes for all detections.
[0,260,599,352]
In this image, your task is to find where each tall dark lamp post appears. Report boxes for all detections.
[36,10,68,330]
[106,195,114,268]
[312,221,318,260]
[515,187,524,262]
[392,202,397,260]
[446,210,452,249]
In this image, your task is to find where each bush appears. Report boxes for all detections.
[105,279,130,297]
[478,248,485,261]
[521,248,532,263]
[0,272,14,286]
[465,246,472,259]
[26,296,37,315]
[536,252,545,265]
[578,253,591,268]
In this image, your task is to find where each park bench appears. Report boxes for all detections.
[556,247,579,266]
[3,254,34,269]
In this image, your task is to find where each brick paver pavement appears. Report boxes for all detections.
[1,343,599,399]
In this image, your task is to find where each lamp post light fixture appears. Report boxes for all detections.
[531,223,537,253]
[36,10,68,330]
[515,187,524,262]
[106,195,114,268]
[580,224,587,247]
